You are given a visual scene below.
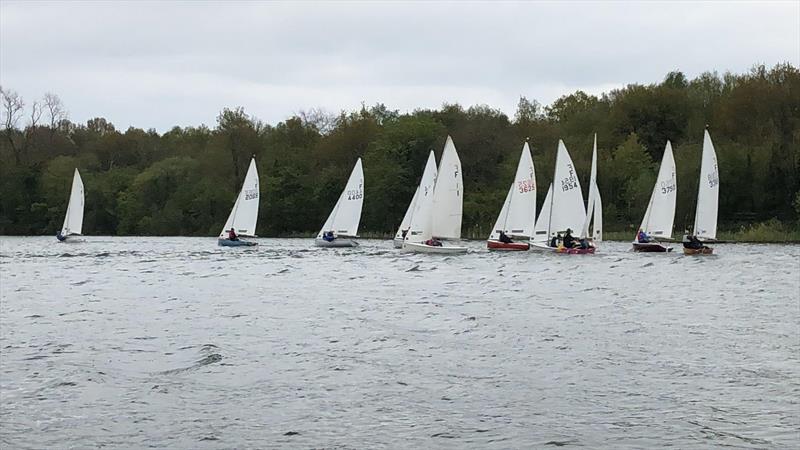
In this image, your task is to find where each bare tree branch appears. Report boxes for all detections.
[1,86,25,164]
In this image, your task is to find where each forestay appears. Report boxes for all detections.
[431,136,463,240]
[489,142,536,240]
[220,158,260,238]
[549,140,586,236]
[317,158,364,238]
[693,130,719,240]
[639,141,677,238]
[61,168,85,236]
[405,151,438,243]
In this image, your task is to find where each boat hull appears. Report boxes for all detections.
[487,240,530,251]
[402,241,468,254]
[529,241,596,254]
[632,242,672,252]
[315,238,359,248]
[218,238,257,247]
[558,246,596,254]
[392,238,404,249]
[683,246,713,255]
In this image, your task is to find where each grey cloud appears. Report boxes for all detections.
[1,1,797,131]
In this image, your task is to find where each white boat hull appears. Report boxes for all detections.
[529,241,557,252]
[401,241,467,254]
[315,238,359,248]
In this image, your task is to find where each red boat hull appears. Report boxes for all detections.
[487,240,530,251]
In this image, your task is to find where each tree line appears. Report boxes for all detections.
[1,63,798,238]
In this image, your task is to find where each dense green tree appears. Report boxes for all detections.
[0,64,797,237]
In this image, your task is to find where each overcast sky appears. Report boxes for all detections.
[1,1,798,131]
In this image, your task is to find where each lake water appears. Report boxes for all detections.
[1,237,798,448]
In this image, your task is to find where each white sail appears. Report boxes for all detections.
[489,142,536,240]
[220,158,260,238]
[693,130,719,240]
[549,140,586,235]
[582,134,602,241]
[61,168,85,236]
[639,141,677,238]
[593,190,603,242]
[405,151,438,243]
[317,158,364,238]
[533,184,553,242]
[431,136,463,239]
[395,185,420,240]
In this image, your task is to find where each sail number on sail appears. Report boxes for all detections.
[660,175,676,195]
[244,188,259,200]
[560,164,579,192]
[347,188,363,201]
[707,165,719,188]
[517,179,535,193]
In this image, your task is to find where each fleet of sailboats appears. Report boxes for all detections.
[218,158,260,247]
[315,158,364,247]
[402,136,467,254]
[51,132,723,255]
[56,169,84,242]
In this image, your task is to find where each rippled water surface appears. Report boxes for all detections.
[1,237,798,448]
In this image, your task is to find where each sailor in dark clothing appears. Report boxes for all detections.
[683,234,704,249]
[228,228,239,241]
[562,228,576,248]
[550,233,561,248]
[322,231,335,242]
[499,231,513,244]
[56,231,66,241]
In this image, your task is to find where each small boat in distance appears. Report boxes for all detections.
[403,136,467,254]
[315,158,364,247]
[530,140,593,254]
[394,185,420,248]
[487,141,536,251]
[632,141,677,252]
[56,168,84,242]
[580,134,602,245]
[218,157,259,247]
[684,129,719,255]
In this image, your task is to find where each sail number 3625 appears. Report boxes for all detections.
[517,179,535,193]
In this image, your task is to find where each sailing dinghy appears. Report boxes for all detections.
[487,141,536,251]
[393,185,420,248]
[580,134,603,245]
[315,158,364,247]
[684,129,719,255]
[403,136,467,254]
[530,140,593,254]
[56,168,84,242]
[632,141,677,252]
[218,158,259,247]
